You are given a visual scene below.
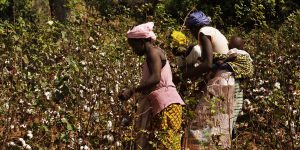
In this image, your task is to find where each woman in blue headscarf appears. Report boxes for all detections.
[186,11,229,54]
[183,11,236,149]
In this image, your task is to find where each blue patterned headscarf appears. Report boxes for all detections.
[186,11,211,27]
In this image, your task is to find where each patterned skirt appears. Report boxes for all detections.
[184,71,236,149]
[151,104,183,150]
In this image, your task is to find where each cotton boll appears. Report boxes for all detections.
[26,108,34,114]
[18,138,26,146]
[80,90,84,98]
[44,91,52,100]
[107,120,113,130]
[103,134,114,143]
[24,144,32,150]
[4,102,9,109]
[7,141,16,146]
[115,83,119,94]
[80,60,87,65]
[47,20,54,25]
[116,141,122,147]
[244,99,251,105]
[259,87,266,92]
[78,138,83,145]
[293,110,298,115]
[274,82,280,89]
[19,99,24,104]
[83,105,90,112]
[83,145,89,150]
[110,97,115,105]
[27,131,33,139]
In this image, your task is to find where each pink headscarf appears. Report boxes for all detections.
[127,22,157,41]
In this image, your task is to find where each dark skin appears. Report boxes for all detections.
[229,36,244,50]
[118,38,166,101]
[217,36,244,66]
[185,26,245,78]
[178,25,214,78]
[183,32,214,78]
[188,25,212,45]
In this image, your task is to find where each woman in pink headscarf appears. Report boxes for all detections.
[119,22,185,149]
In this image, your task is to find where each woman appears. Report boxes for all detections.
[183,11,237,149]
[118,22,185,149]
[186,11,229,54]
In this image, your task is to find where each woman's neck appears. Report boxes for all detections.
[145,41,154,52]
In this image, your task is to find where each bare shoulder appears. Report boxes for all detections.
[152,46,166,60]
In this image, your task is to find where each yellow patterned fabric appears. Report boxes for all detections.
[213,53,254,79]
[151,104,183,150]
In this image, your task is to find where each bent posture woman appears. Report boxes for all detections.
[118,22,185,149]
[183,11,237,149]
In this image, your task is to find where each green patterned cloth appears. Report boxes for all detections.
[213,53,254,79]
[233,80,244,126]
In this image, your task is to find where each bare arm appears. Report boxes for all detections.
[118,47,162,100]
[183,32,213,78]
[134,48,161,93]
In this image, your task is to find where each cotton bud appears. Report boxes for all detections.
[7,141,16,146]
[108,111,113,116]
[83,145,89,150]
[244,99,251,106]
[107,120,113,130]
[100,52,105,56]
[116,141,122,147]
[86,132,92,136]
[18,138,26,146]
[91,45,98,50]
[4,102,9,109]
[80,90,84,98]
[19,99,24,104]
[27,131,33,139]
[259,87,266,92]
[293,110,298,115]
[24,144,32,150]
[110,97,115,105]
[26,108,33,114]
[80,60,87,65]
[89,37,95,42]
[78,138,83,145]
[103,134,114,143]
[115,83,119,93]
[80,145,89,150]
[83,105,90,112]
[47,20,54,25]
[274,82,280,89]
[44,91,52,100]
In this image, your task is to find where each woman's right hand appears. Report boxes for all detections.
[118,88,134,101]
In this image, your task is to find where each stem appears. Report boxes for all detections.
[180,6,196,31]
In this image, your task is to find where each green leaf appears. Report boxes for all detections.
[61,118,73,131]
[41,125,49,132]
[22,55,29,64]
[66,123,73,131]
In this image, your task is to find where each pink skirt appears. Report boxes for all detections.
[184,71,236,149]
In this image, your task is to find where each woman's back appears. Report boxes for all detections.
[200,26,229,54]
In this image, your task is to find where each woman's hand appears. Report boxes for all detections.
[118,88,134,101]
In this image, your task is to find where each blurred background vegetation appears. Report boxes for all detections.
[0,0,299,149]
